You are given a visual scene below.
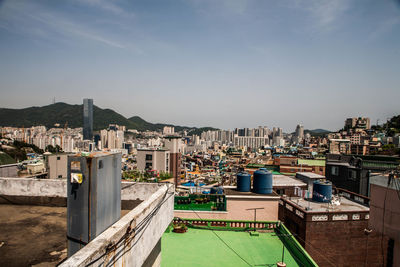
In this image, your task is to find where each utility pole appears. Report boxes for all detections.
[246,207,264,232]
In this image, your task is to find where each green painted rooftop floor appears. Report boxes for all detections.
[161,228,300,267]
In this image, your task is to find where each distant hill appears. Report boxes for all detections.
[0,152,16,165]
[304,129,331,136]
[306,129,331,134]
[0,102,217,134]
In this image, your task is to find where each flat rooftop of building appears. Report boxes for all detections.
[296,172,325,179]
[297,159,326,166]
[0,205,133,267]
[71,151,121,157]
[162,228,300,267]
[273,175,307,187]
[224,188,279,197]
[136,148,169,151]
[285,197,369,213]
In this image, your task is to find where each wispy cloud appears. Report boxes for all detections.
[77,0,134,18]
[187,0,250,16]
[287,0,350,31]
[368,17,400,41]
[0,1,126,49]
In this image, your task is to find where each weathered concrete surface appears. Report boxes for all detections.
[0,177,67,197]
[0,205,67,267]
[0,164,19,177]
[60,183,174,267]
[0,206,139,267]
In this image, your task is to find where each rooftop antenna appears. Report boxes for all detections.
[246,207,264,233]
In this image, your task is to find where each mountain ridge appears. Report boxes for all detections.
[0,102,218,133]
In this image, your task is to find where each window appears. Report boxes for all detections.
[58,175,62,178]
[348,170,357,181]
[276,189,285,195]
[331,166,339,176]
[57,156,61,160]
[145,154,152,161]
[145,162,152,169]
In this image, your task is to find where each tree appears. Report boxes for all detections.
[45,145,62,153]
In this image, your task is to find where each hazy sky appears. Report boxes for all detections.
[0,0,399,132]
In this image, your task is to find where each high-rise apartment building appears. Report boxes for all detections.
[293,124,304,144]
[99,124,124,150]
[83,98,93,140]
[344,117,371,130]
[164,136,182,184]
[163,126,175,135]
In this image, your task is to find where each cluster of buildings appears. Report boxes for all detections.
[328,117,390,155]
[200,126,297,149]
[1,100,400,266]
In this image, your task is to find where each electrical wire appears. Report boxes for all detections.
[84,185,174,266]
[380,175,390,267]
[183,213,310,267]
[271,233,314,267]
[88,190,174,266]
[188,208,253,267]
[364,229,370,267]
[103,191,175,266]
[280,232,337,267]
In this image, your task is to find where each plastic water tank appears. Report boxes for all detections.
[253,169,273,194]
[237,172,251,192]
[312,180,332,202]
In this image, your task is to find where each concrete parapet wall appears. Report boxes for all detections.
[0,177,67,197]
[60,183,174,267]
[0,178,166,207]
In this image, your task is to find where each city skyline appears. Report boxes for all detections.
[1,0,400,131]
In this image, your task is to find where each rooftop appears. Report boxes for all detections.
[296,172,325,179]
[224,188,279,198]
[162,219,317,267]
[297,159,325,167]
[273,175,307,187]
[285,196,369,213]
[0,204,132,266]
[175,194,226,211]
[0,204,66,266]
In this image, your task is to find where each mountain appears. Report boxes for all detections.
[306,129,331,134]
[304,129,331,136]
[0,102,217,133]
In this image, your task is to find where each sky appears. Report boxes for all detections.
[0,0,399,132]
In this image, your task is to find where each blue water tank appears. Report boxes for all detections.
[237,172,251,192]
[312,180,332,203]
[253,169,273,194]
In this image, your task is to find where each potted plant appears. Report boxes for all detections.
[172,222,188,233]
